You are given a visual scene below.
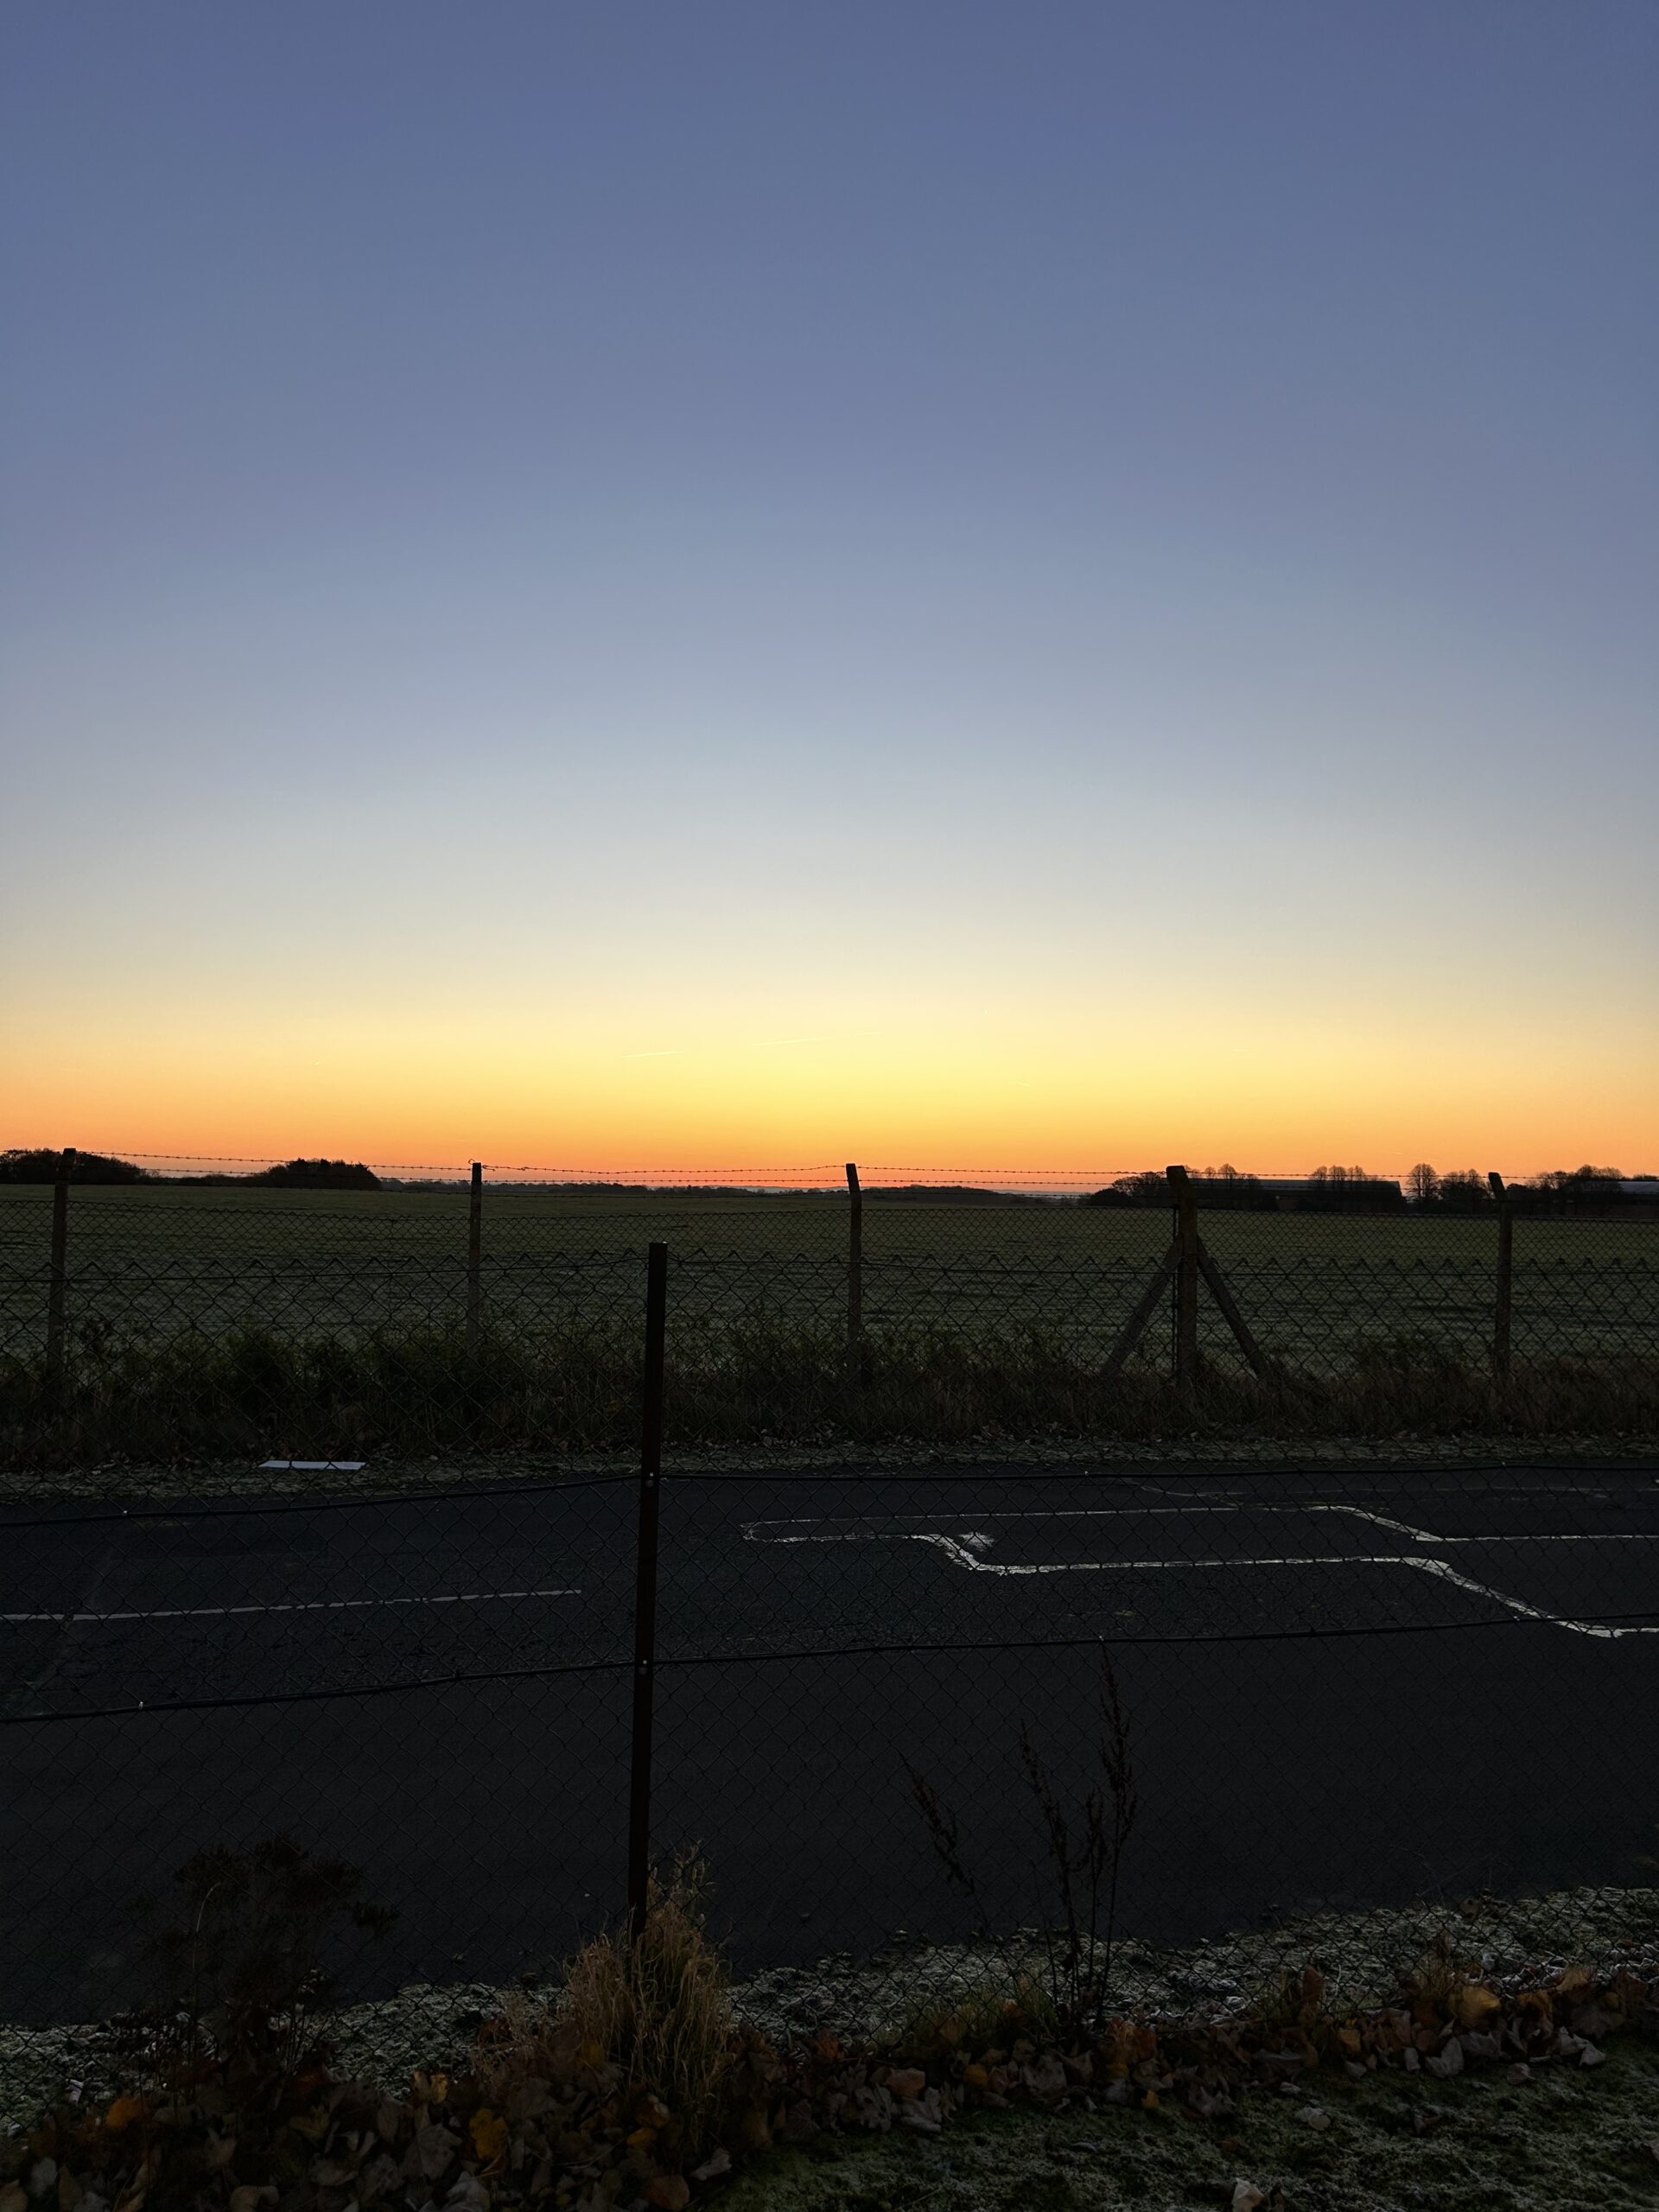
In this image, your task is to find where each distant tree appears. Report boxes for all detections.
[1196,1164,1269,1211]
[1436,1169,1490,1213]
[1301,1166,1405,1214]
[248,1158,382,1192]
[0,1148,149,1185]
[1082,1173,1166,1207]
[1522,1165,1624,1214]
[1406,1162,1440,1205]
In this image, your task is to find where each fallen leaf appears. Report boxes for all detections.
[468,2113,507,2166]
[416,2124,460,2181]
[1454,1985,1501,2031]
[102,2103,143,2136]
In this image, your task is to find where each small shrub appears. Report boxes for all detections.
[122,1834,395,2112]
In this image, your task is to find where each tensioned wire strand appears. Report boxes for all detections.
[6,1603,1659,1728]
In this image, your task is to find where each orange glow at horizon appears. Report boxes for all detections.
[7,988,1655,1182]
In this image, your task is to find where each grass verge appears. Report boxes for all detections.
[4,1317,1656,1467]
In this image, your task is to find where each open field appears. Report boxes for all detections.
[1,1185,1655,1463]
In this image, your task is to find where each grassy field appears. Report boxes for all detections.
[2,1185,1654,1465]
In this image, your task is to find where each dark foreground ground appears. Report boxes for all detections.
[3,1456,1658,2021]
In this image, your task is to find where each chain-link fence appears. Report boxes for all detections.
[2,1159,1656,1465]
[3,1236,1658,2037]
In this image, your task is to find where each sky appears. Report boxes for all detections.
[3,2,1656,1178]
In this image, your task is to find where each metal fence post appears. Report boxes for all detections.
[1167,1164,1199,1401]
[466,1161,483,1355]
[628,1240,668,1944]
[45,1146,75,1402]
[1489,1172,1513,1386]
[845,1161,863,1391]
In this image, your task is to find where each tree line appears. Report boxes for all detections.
[0,1151,382,1190]
[1084,1162,1651,1214]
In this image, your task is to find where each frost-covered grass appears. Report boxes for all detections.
[2,1423,1654,1506]
[737,1885,1659,2049]
[722,2041,1659,2212]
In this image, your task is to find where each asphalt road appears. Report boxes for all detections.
[4,1459,1658,2022]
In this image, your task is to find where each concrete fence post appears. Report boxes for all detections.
[1166,1164,1200,1402]
[1489,1172,1513,1386]
[845,1161,863,1391]
[45,1145,75,1402]
[466,1160,483,1355]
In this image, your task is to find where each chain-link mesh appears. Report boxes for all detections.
[7,1454,1659,2035]
[2,1174,1655,1465]
[3,1171,1656,2040]
[649,1460,1659,2037]
[1,1476,639,2019]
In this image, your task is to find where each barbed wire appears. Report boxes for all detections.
[48,1146,1570,1181]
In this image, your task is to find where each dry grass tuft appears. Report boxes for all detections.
[563,1854,736,2149]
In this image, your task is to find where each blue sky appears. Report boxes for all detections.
[3,2,1655,1168]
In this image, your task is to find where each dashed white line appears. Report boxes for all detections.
[2,1589,581,1625]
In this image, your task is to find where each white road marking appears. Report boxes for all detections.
[1,1588,580,1624]
[741,1505,1659,1640]
[744,1501,1659,1548]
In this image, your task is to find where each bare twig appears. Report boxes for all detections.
[905,1762,990,1937]
[905,1650,1138,2041]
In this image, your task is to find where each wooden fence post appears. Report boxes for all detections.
[45,1145,74,1402]
[466,1161,483,1354]
[1167,1165,1200,1401]
[1489,1172,1513,1386]
[845,1161,863,1390]
[628,1241,668,1945]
